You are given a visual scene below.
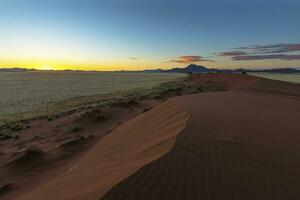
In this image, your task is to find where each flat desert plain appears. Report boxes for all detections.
[251,73,300,84]
[0,72,184,126]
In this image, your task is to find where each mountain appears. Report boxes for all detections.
[0,68,31,72]
[142,65,300,74]
[164,64,213,73]
[136,64,216,73]
[0,68,38,72]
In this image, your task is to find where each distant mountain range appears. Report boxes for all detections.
[1,65,300,73]
[0,68,37,72]
[136,64,300,74]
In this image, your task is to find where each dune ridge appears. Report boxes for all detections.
[16,74,300,200]
[18,99,189,200]
[102,76,300,200]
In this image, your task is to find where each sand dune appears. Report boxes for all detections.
[102,77,300,200]
[17,74,300,200]
[190,73,258,90]
[18,99,189,200]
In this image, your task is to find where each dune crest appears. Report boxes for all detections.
[18,99,189,200]
[102,77,300,200]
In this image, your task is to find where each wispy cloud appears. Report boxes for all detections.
[216,43,300,61]
[236,43,300,54]
[165,55,214,63]
[232,54,300,61]
[129,57,139,60]
[217,51,247,57]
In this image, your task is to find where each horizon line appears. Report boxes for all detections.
[1,64,300,72]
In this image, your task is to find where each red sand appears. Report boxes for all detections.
[102,75,300,200]
[3,74,300,200]
[18,100,189,200]
[190,73,258,90]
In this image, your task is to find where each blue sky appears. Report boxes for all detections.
[0,0,299,70]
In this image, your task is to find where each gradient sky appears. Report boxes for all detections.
[0,0,300,71]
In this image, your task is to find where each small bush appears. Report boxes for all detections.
[10,123,23,131]
[47,116,55,121]
[71,126,83,132]
[142,107,153,113]
[47,113,61,121]
[0,134,13,141]
[0,183,12,195]
[60,136,86,148]
[95,113,106,121]
[14,146,44,163]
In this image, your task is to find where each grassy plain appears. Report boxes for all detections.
[0,71,185,126]
[251,73,300,84]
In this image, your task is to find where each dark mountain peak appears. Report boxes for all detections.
[163,64,214,73]
[0,68,36,72]
[186,64,208,71]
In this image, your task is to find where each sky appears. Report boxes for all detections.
[0,0,300,71]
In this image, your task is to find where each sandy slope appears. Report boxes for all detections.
[102,77,300,200]
[190,73,258,90]
[18,99,189,200]
[17,74,300,200]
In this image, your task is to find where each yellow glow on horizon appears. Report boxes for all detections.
[0,58,300,71]
[37,65,55,71]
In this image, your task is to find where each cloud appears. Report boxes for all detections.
[232,54,300,61]
[129,57,139,60]
[217,51,247,56]
[216,43,300,61]
[236,43,300,54]
[165,55,214,63]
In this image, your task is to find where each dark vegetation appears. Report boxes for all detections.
[142,107,153,113]
[1,74,227,130]
[0,134,13,141]
[9,123,23,131]
[0,184,13,195]
[12,146,45,164]
[71,126,83,133]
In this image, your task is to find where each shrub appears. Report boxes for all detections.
[71,126,83,132]
[0,134,13,141]
[10,123,23,131]
[14,146,44,163]
[0,183,12,195]
[95,112,106,121]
